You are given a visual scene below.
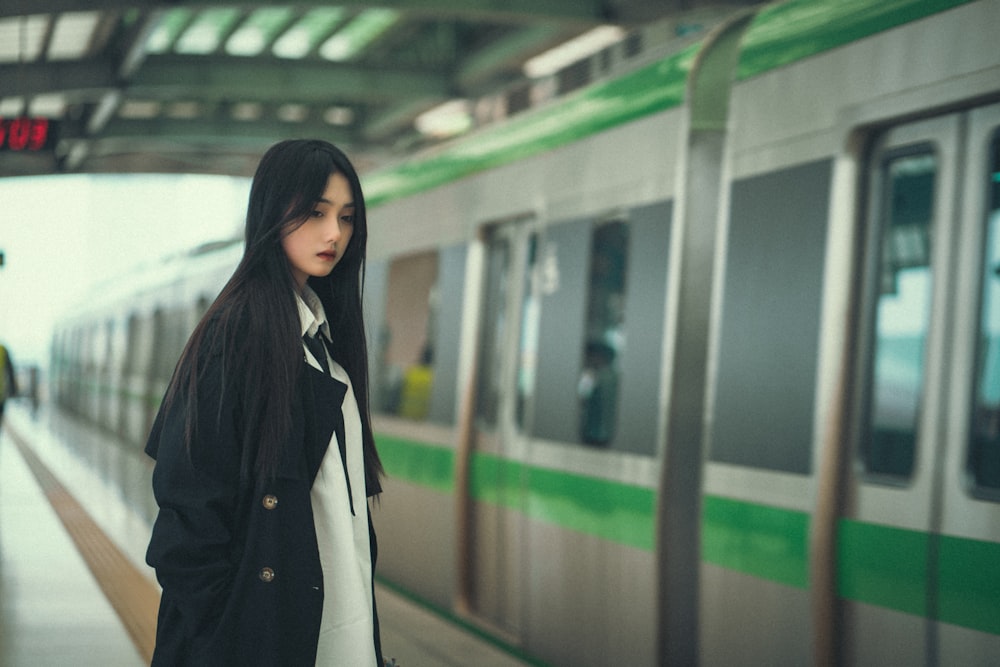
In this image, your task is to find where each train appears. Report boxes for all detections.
[50,0,1000,665]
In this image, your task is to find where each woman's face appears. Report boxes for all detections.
[281,171,355,291]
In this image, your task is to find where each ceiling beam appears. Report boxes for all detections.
[0,0,615,26]
[74,140,267,175]
[0,55,451,104]
[64,116,358,146]
[131,56,452,103]
[0,59,117,100]
[362,97,443,142]
[119,9,163,78]
[86,10,163,135]
[455,23,567,91]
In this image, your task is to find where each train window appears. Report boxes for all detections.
[861,149,936,480]
[969,132,1000,497]
[375,251,439,421]
[578,220,628,446]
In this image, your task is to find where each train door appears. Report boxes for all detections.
[936,102,1000,664]
[843,106,1000,665]
[466,215,540,639]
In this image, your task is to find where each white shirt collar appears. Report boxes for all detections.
[295,284,331,341]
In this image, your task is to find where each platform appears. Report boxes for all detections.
[0,401,533,667]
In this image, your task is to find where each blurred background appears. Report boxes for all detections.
[0,174,247,364]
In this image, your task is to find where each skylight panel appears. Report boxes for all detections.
[319,9,399,62]
[146,9,193,54]
[0,15,48,63]
[226,7,294,57]
[48,12,101,60]
[175,8,241,55]
[272,7,347,60]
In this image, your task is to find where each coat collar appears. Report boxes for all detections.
[295,285,331,342]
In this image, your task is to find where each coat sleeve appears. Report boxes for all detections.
[145,349,244,648]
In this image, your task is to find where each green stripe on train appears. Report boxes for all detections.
[377,434,455,494]
[838,520,1000,635]
[702,494,810,588]
[377,435,656,551]
[473,455,657,552]
[362,43,696,208]
[837,520,928,616]
[362,0,974,210]
[377,433,1000,635]
[738,0,978,80]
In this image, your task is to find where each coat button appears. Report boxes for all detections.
[259,567,275,583]
[262,494,278,510]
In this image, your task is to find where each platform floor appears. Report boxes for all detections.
[0,402,533,667]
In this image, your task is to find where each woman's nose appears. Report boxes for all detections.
[326,219,342,243]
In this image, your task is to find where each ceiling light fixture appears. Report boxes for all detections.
[415,100,472,139]
[523,26,625,79]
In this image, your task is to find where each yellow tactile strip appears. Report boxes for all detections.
[7,424,159,664]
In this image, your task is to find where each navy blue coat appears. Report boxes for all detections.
[145,342,383,666]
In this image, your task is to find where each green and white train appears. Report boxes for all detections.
[52,0,1000,664]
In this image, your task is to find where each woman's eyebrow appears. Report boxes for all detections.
[316,198,354,207]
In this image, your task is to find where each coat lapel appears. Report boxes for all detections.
[302,356,359,515]
[302,361,346,475]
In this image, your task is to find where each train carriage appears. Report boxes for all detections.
[51,1,1000,665]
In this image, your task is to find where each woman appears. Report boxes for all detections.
[145,139,385,666]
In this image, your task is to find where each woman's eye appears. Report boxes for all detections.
[310,209,324,218]
[340,214,355,224]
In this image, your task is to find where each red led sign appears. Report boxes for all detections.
[0,117,56,152]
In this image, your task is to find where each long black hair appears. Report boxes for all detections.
[166,139,383,484]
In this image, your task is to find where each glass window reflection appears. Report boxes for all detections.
[375,251,439,420]
[862,151,936,479]
[578,220,628,446]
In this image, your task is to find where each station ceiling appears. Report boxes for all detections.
[0,1,755,178]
